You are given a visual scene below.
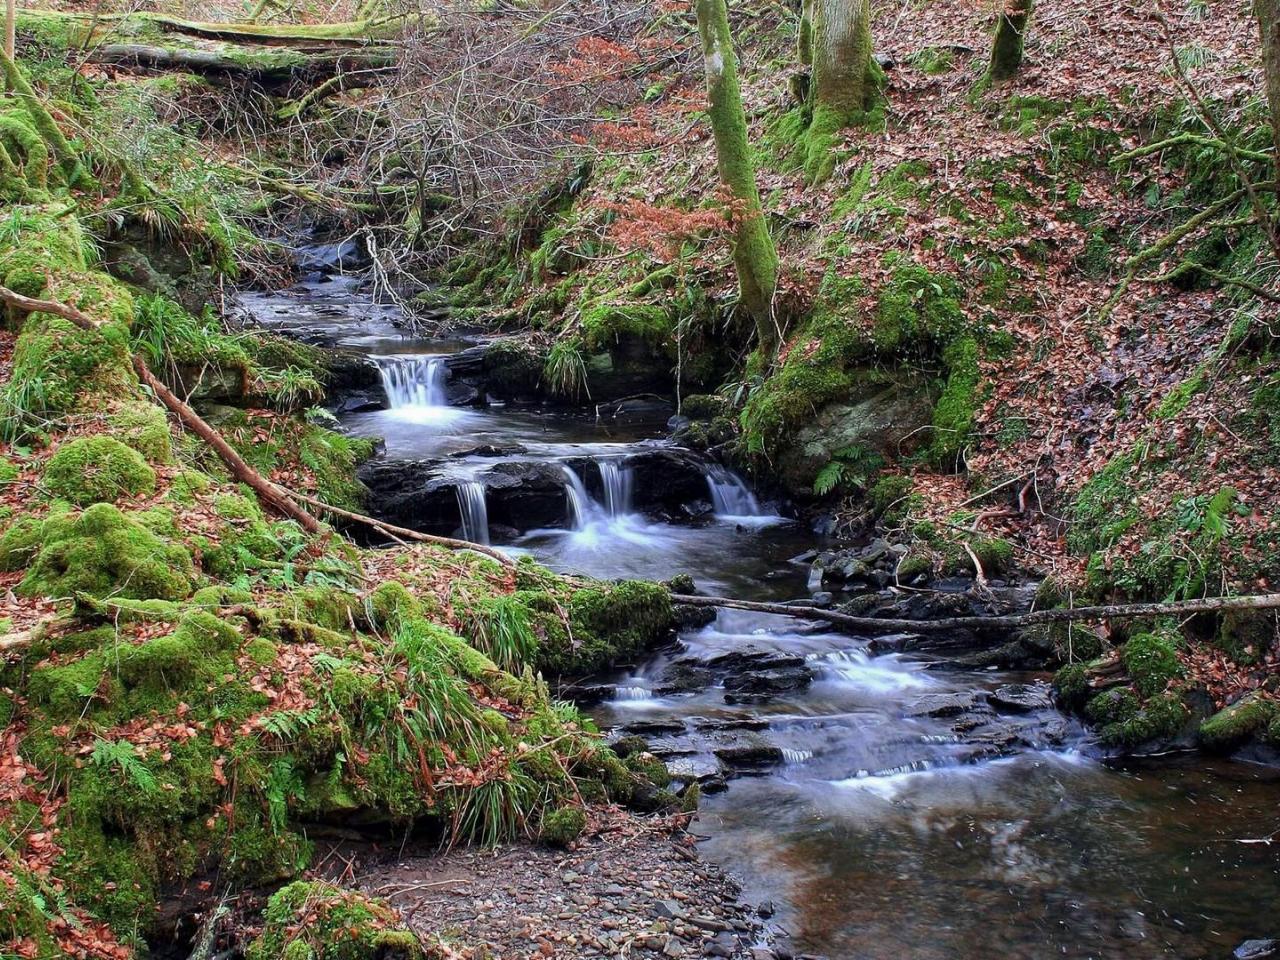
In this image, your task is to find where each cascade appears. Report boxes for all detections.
[454,480,490,545]
[561,464,595,530]
[705,464,763,517]
[375,355,447,409]
[596,458,634,518]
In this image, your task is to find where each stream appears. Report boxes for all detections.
[236,264,1280,960]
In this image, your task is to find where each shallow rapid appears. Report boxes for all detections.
[239,272,1280,960]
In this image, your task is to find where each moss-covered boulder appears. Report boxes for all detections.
[540,805,587,847]
[247,882,426,960]
[1121,628,1183,698]
[43,435,157,505]
[107,401,173,463]
[1199,692,1278,752]
[778,371,934,497]
[18,502,195,602]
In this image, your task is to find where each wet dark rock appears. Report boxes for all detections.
[723,666,813,703]
[621,720,686,736]
[907,692,982,718]
[693,717,771,733]
[713,743,785,768]
[987,682,1054,714]
[809,591,834,608]
[293,237,366,273]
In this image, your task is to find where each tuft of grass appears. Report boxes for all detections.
[542,339,589,400]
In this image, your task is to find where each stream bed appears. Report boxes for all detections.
[237,268,1280,960]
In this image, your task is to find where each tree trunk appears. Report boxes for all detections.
[1258,0,1280,171]
[694,0,780,352]
[802,0,875,183]
[988,0,1033,82]
[5,0,14,62]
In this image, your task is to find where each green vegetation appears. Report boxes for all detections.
[43,436,157,505]
[247,882,427,960]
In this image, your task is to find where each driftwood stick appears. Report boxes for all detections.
[131,357,326,534]
[670,592,1280,635]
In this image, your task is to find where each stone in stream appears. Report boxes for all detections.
[1235,940,1279,959]
[986,682,1054,714]
[906,692,985,718]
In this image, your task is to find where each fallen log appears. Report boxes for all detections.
[669,592,1280,635]
[15,10,414,46]
[84,43,396,84]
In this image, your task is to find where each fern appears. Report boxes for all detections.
[90,739,157,793]
[813,460,845,496]
[264,757,305,834]
[259,708,322,740]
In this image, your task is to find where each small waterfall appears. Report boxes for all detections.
[596,458,634,518]
[561,465,594,530]
[706,465,762,517]
[454,480,490,545]
[781,748,813,764]
[375,355,447,409]
[613,685,653,701]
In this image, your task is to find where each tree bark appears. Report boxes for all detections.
[671,591,1280,635]
[694,0,780,353]
[5,0,14,63]
[802,0,874,183]
[1258,0,1280,171]
[84,44,396,86]
[988,0,1033,82]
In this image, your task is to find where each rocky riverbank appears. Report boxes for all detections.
[314,809,798,960]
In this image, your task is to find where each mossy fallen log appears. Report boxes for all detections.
[15,9,416,46]
[84,42,397,84]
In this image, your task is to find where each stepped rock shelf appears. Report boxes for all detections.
[233,250,1280,960]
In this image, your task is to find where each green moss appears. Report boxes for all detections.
[928,336,981,466]
[108,401,173,462]
[365,581,424,634]
[1099,692,1189,748]
[1198,692,1278,751]
[1068,446,1142,553]
[540,806,587,847]
[1122,627,1183,698]
[0,515,46,571]
[19,502,194,602]
[580,301,671,351]
[247,881,423,960]
[873,263,965,354]
[1053,662,1090,709]
[44,436,156,505]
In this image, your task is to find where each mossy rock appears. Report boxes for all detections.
[107,401,173,463]
[540,806,587,848]
[1215,609,1277,667]
[19,502,195,602]
[1198,692,1278,752]
[0,515,47,572]
[1098,692,1190,748]
[43,436,156,505]
[1121,628,1183,698]
[247,881,425,960]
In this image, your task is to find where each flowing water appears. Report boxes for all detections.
[239,271,1280,960]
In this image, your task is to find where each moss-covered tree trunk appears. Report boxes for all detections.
[1258,0,1280,173]
[5,0,15,62]
[801,0,875,183]
[694,0,780,352]
[988,0,1033,82]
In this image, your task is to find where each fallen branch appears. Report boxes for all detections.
[285,490,516,568]
[669,591,1280,635]
[0,283,325,532]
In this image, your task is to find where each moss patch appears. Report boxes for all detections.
[43,436,157,505]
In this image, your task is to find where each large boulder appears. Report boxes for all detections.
[777,370,935,497]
